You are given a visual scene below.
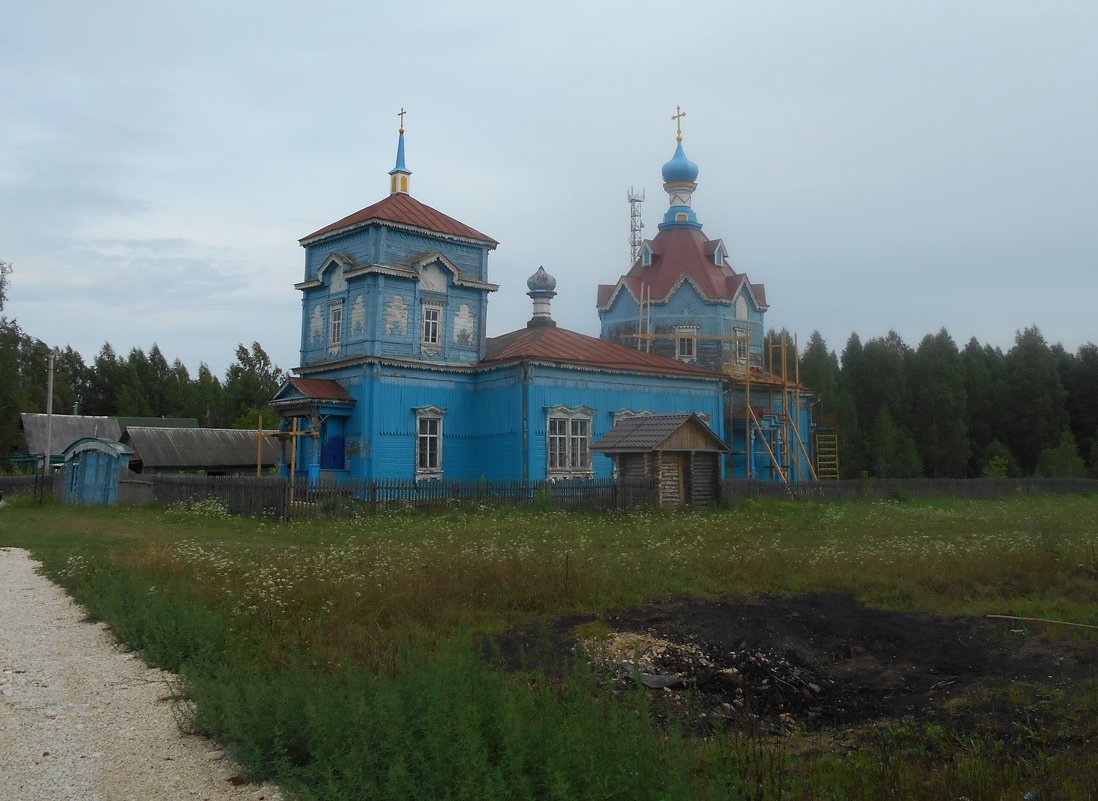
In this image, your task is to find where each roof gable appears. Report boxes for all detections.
[273,377,354,404]
[592,413,728,453]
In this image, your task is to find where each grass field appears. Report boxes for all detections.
[1,493,1096,800]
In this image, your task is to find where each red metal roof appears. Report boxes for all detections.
[598,226,766,307]
[287,377,354,401]
[300,193,498,246]
[482,324,723,378]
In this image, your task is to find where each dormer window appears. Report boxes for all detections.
[320,255,350,292]
[713,242,728,267]
[641,244,652,267]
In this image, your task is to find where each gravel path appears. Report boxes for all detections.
[0,548,284,801]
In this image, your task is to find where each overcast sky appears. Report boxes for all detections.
[3,1,1096,377]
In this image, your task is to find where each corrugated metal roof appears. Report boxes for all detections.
[115,416,199,429]
[300,192,498,246]
[482,325,723,379]
[121,427,280,469]
[20,414,122,457]
[591,413,727,453]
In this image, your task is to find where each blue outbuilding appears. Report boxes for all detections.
[61,437,133,506]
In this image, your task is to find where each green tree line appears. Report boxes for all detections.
[780,326,1098,479]
[4,260,1095,479]
[2,260,283,465]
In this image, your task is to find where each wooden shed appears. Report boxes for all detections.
[591,413,728,508]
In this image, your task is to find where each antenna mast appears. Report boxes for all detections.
[627,186,645,264]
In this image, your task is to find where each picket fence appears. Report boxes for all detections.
[3,473,1096,520]
[146,474,657,519]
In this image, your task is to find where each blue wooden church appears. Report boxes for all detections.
[271,113,814,498]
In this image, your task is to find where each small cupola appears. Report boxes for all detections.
[659,105,703,231]
[526,266,557,328]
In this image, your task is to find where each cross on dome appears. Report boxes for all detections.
[671,105,686,142]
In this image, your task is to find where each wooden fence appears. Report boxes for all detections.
[4,472,1096,518]
[720,476,1098,502]
[0,472,62,501]
[145,475,658,519]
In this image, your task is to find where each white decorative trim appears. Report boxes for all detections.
[420,300,444,355]
[545,404,595,418]
[546,405,595,478]
[385,295,409,337]
[419,263,448,294]
[413,406,446,479]
[674,325,698,362]
[613,409,654,422]
[350,295,366,336]
[327,300,344,357]
[453,304,476,345]
[299,218,498,249]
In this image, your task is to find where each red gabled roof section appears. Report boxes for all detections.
[482,325,723,378]
[603,226,767,309]
[287,377,354,402]
[300,193,498,247]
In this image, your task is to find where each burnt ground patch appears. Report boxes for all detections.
[483,593,1097,738]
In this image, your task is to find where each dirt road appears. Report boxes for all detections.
[0,548,282,801]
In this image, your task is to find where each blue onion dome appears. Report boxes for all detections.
[527,266,557,292]
[661,141,699,183]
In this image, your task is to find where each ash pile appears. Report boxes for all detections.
[580,632,835,735]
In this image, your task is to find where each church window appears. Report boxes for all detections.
[734,327,749,363]
[328,302,344,355]
[414,406,445,479]
[674,326,698,362]
[421,302,443,353]
[546,405,594,478]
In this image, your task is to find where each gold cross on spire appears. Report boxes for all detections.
[671,105,686,141]
[397,107,407,133]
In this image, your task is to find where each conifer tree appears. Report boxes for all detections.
[910,329,969,477]
[1004,327,1068,474]
[1062,342,1098,472]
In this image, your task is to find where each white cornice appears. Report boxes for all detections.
[300,218,497,249]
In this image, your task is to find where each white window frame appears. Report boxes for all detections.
[546,405,595,478]
[414,406,445,479]
[674,325,698,363]
[734,327,749,363]
[328,301,344,356]
[421,302,443,354]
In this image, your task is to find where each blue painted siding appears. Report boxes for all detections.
[300,220,494,369]
[600,281,766,375]
[522,365,725,481]
[727,386,815,481]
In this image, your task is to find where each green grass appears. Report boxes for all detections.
[1,493,1096,800]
